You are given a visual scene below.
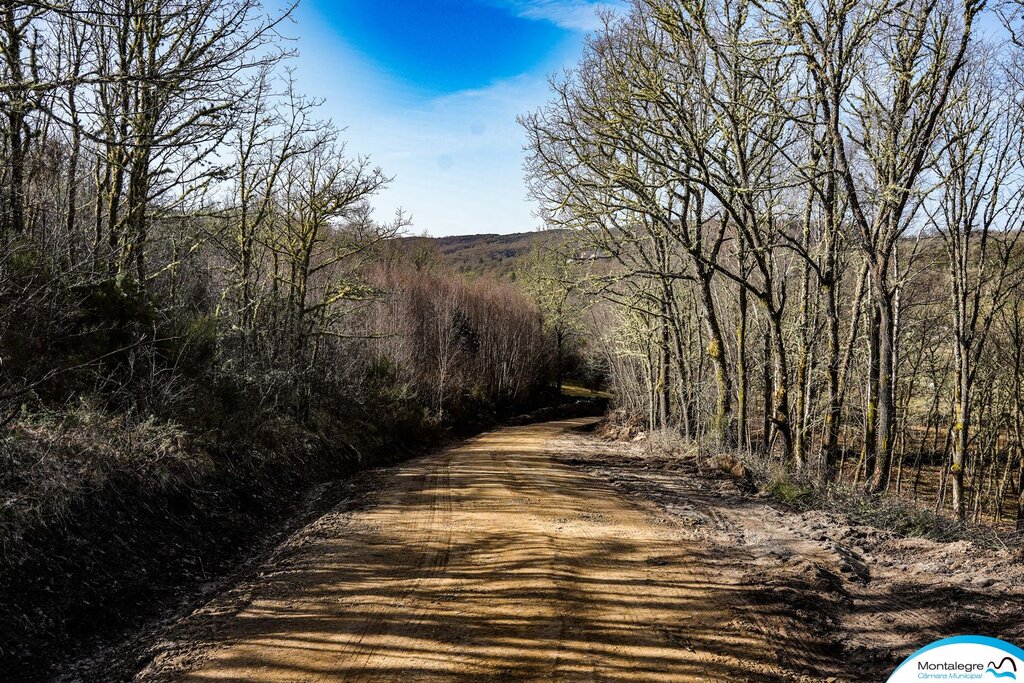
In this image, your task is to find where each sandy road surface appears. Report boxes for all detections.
[138,419,789,682]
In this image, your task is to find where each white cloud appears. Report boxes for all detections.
[512,0,625,32]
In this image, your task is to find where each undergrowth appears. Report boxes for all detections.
[596,409,1012,547]
[742,455,996,545]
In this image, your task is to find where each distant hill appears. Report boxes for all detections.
[391,231,565,280]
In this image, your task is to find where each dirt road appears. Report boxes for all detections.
[135,419,790,682]
[129,418,1024,683]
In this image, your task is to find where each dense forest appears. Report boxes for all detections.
[522,0,1024,527]
[0,0,557,674]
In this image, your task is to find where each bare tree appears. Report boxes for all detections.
[928,56,1024,518]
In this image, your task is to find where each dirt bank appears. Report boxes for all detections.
[552,427,1024,681]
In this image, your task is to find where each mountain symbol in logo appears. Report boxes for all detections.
[987,657,1018,680]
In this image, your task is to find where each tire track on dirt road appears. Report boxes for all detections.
[135,419,793,682]
[343,455,456,680]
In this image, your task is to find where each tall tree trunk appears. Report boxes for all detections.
[65,120,81,261]
[698,272,733,445]
[869,286,896,492]
[737,285,748,449]
[794,191,814,467]
[761,326,772,453]
[125,145,151,285]
[668,293,694,438]
[768,310,794,462]
[2,2,27,236]
[105,142,126,277]
[951,340,970,519]
[822,282,841,479]
[93,154,108,264]
[863,305,880,483]
[794,281,811,467]
[658,290,671,429]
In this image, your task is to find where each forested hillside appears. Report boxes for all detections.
[390,231,558,279]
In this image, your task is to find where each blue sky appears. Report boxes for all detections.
[288,0,621,236]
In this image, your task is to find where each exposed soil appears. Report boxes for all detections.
[65,419,1024,682]
[552,426,1024,681]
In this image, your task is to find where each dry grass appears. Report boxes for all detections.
[560,383,613,400]
[0,399,207,551]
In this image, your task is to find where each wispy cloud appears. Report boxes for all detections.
[340,74,554,234]
[499,0,626,32]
